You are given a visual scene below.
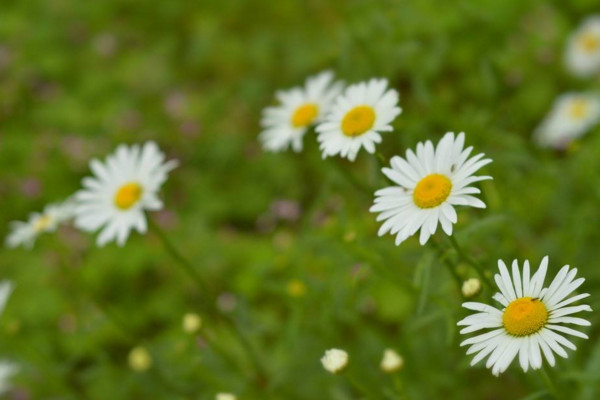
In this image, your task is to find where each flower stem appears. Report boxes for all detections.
[429,240,463,293]
[330,159,374,195]
[148,218,208,293]
[538,365,560,399]
[447,236,493,289]
[148,217,268,388]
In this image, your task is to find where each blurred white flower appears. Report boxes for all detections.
[182,313,202,334]
[462,278,482,298]
[458,257,592,376]
[370,132,492,246]
[215,393,237,400]
[128,346,152,372]
[565,16,600,77]
[316,78,401,161]
[74,141,178,247]
[534,92,600,149]
[380,349,404,373]
[0,362,17,395]
[260,71,343,152]
[0,281,13,317]
[5,199,75,249]
[321,348,348,374]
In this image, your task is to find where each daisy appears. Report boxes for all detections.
[565,16,600,77]
[534,92,600,149]
[74,141,178,247]
[316,78,401,161]
[458,257,592,376]
[260,70,343,152]
[5,199,76,249]
[370,132,492,246]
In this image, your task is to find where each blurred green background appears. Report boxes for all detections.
[1,0,600,399]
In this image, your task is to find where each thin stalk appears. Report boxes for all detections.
[330,159,374,195]
[429,240,463,293]
[148,218,208,293]
[447,236,493,289]
[538,365,560,399]
[148,218,268,388]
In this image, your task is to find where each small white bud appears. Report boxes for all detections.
[215,393,237,400]
[462,278,482,298]
[182,313,202,334]
[321,348,349,374]
[128,346,152,372]
[380,349,404,373]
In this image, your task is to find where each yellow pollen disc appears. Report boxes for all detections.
[341,105,376,137]
[291,103,319,128]
[114,182,143,210]
[578,32,600,53]
[568,99,589,120]
[503,297,548,337]
[413,174,452,209]
[33,215,52,233]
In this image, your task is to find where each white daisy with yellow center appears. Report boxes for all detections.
[316,78,401,161]
[534,92,600,149]
[260,71,343,152]
[565,16,600,77]
[5,199,76,249]
[458,257,592,376]
[74,141,178,247]
[370,132,492,246]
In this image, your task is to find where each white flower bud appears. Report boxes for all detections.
[182,313,202,334]
[215,393,237,400]
[380,349,404,373]
[321,348,348,374]
[128,346,152,372]
[462,278,482,298]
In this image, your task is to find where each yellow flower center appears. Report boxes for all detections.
[413,174,452,208]
[114,182,143,210]
[33,215,52,233]
[578,32,600,53]
[503,297,548,337]
[568,99,589,120]
[291,103,319,128]
[341,105,376,137]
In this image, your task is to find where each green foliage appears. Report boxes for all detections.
[1,0,599,399]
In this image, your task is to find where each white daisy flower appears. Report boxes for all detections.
[534,92,600,149]
[74,141,178,247]
[370,132,492,246]
[316,78,401,161]
[0,362,17,395]
[321,348,349,374]
[565,15,600,77]
[5,199,76,249]
[458,257,592,376]
[0,281,13,317]
[260,70,343,152]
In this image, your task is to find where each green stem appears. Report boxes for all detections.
[538,365,560,399]
[429,240,463,293]
[447,236,493,289]
[148,217,268,388]
[148,218,208,293]
[330,159,374,195]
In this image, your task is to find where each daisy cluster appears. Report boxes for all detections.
[259,71,401,161]
[535,15,600,149]
[5,141,178,248]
